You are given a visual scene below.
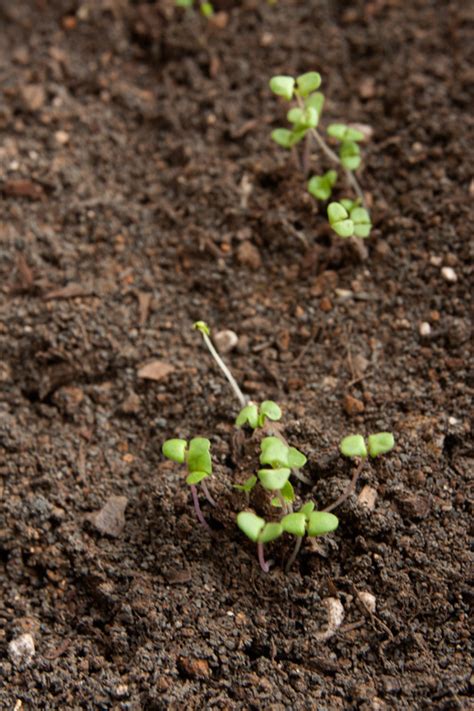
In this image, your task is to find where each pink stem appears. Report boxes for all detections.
[190,485,210,530]
[257,541,269,573]
[201,480,216,506]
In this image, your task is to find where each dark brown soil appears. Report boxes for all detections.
[1,1,472,708]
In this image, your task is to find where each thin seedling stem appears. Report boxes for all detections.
[190,484,210,529]
[201,480,216,506]
[323,458,365,513]
[200,331,248,408]
[257,541,270,573]
[285,535,303,573]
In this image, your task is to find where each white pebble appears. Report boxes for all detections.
[357,590,377,614]
[55,130,70,145]
[441,266,457,283]
[430,255,442,267]
[314,597,344,641]
[419,322,431,336]
[8,633,35,666]
[214,329,238,354]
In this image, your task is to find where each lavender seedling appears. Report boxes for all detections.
[162,437,215,529]
[236,511,283,573]
[269,71,372,239]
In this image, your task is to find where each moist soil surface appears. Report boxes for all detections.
[0,1,472,709]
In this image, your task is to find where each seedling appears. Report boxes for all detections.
[237,511,283,572]
[259,435,308,486]
[236,400,282,429]
[282,501,339,572]
[176,0,214,17]
[324,432,395,512]
[162,437,215,529]
[269,71,372,239]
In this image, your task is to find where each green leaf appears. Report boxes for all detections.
[162,438,187,463]
[259,400,282,423]
[271,128,296,149]
[299,501,315,517]
[367,432,395,458]
[176,0,193,6]
[293,107,318,130]
[236,404,259,429]
[339,141,361,171]
[193,320,210,336]
[339,434,367,459]
[327,202,354,238]
[307,170,337,201]
[296,72,321,96]
[259,521,283,543]
[307,511,339,537]
[350,207,372,238]
[233,475,258,492]
[188,437,212,474]
[280,479,295,502]
[259,437,289,467]
[305,92,324,119]
[186,470,209,485]
[269,75,295,101]
[281,512,307,537]
[287,446,307,468]
[258,467,291,491]
[237,511,265,542]
[345,127,365,142]
[200,1,213,16]
[340,198,358,212]
[287,107,303,124]
[327,123,349,141]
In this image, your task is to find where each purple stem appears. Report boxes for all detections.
[257,541,269,573]
[201,480,216,507]
[190,484,210,530]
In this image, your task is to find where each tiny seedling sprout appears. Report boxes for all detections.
[269,71,373,239]
[237,511,283,572]
[176,0,214,17]
[162,437,215,529]
[235,400,282,429]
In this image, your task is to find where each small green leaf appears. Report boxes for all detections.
[328,202,354,238]
[307,511,339,537]
[281,512,307,537]
[236,404,259,429]
[340,198,358,212]
[269,75,295,101]
[367,432,395,458]
[237,511,265,542]
[259,400,282,423]
[176,0,193,6]
[345,127,365,142]
[327,123,349,141]
[162,438,187,463]
[290,107,317,130]
[339,141,361,171]
[280,479,295,502]
[200,1,213,16]
[258,467,291,491]
[259,521,283,543]
[287,447,307,469]
[193,320,210,336]
[188,437,212,474]
[308,170,337,201]
[287,107,303,124]
[233,475,258,493]
[260,437,289,467]
[339,434,367,459]
[271,128,296,149]
[305,92,324,118]
[350,207,372,238]
[186,470,209,485]
[299,501,315,517]
[296,72,321,97]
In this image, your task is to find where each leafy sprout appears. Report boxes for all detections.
[176,0,214,16]
[235,400,282,429]
[162,437,215,528]
[237,511,283,572]
[269,71,372,239]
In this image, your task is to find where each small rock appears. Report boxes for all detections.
[358,77,376,99]
[178,656,210,679]
[8,633,35,666]
[20,84,46,112]
[55,130,70,145]
[314,598,344,641]
[343,394,365,416]
[86,496,128,537]
[120,391,141,414]
[237,241,261,270]
[357,590,377,614]
[137,360,175,381]
[419,322,431,336]
[396,492,431,519]
[214,329,238,354]
[357,485,377,510]
[441,266,457,283]
[430,255,442,266]
[319,297,332,312]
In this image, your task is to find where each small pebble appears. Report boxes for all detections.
[441,266,457,283]
[8,633,35,666]
[86,496,128,537]
[55,130,70,145]
[357,590,377,614]
[214,329,238,354]
[419,322,431,336]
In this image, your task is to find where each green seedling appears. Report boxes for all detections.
[282,501,339,572]
[237,511,283,572]
[236,400,282,429]
[233,475,258,493]
[269,71,372,239]
[259,435,308,487]
[162,437,215,529]
[324,431,395,513]
[176,0,214,16]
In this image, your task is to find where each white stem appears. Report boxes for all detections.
[201,332,248,408]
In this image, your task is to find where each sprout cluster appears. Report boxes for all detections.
[269,71,372,240]
[176,0,214,17]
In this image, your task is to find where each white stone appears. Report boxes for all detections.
[419,322,431,336]
[357,590,377,614]
[441,266,457,283]
[8,633,35,666]
[214,329,238,354]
